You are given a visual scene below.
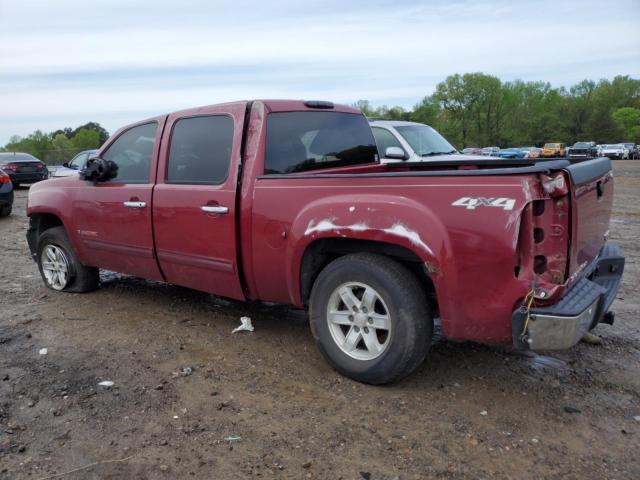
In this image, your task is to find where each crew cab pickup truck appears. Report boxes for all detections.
[26,100,625,384]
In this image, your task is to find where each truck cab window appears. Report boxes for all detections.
[264,112,377,174]
[167,115,234,184]
[102,122,157,183]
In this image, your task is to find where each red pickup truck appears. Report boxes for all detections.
[26,100,625,384]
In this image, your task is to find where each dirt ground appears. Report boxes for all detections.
[1,162,639,480]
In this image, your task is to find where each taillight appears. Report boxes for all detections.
[36,163,44,170]
[0,172,9,184]
[540,173,568,197]
[3,164,17,171]
[514,172,571,300]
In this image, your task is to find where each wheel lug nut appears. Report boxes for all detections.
[364,327,369,334]
[353,326,360,332]
[353,306,358,312]
[348,315,354,321]
[362,307,368,313]
[367,317,373,324]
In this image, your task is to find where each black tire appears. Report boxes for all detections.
[0,204,11,217]
[37,226,99,293]
[309,253,433,384]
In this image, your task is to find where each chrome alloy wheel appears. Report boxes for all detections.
[41,245,70,291]
[326,282,392,361]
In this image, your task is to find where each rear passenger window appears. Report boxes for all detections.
[167,115,234,184]
[264,112,377,174]
[102,122,157,183]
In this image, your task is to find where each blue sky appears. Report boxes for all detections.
[1,0,639,145]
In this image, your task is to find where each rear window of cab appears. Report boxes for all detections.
[264,112,377,174]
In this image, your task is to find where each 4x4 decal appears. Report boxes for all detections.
[451,197,516,211]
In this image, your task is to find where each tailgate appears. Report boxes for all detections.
[565,157,613,282]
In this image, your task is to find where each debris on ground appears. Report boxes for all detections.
[580,332,603,345]
[563,405,581,414]
[98,380,114,387]
[224,435,242,442]
[38,348,48,355]
[172,367,193,377]
[480,410,488,416]
[232,316,254,333]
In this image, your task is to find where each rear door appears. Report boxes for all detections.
[72,120,165,280]
[152,102,246,300]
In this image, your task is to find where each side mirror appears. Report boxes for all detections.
[80,157,119,183]
[385,146,407,160]
[62,162,69,168]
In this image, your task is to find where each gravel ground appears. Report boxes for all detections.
[1,161,639,480]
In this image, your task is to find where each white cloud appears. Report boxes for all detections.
[0,0,638,144]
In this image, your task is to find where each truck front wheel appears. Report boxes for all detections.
[37,226,99,293]
[309,253,433,384]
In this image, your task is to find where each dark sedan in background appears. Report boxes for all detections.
[0,152,48,187]
[0,168,14,217]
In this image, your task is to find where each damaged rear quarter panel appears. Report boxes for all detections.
[251,175,539,344]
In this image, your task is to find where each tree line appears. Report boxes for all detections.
[355,74,640,149]
[0,122,109,164]
[2,74,639,161]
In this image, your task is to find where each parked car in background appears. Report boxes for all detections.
[522,147,542,159]
[622,143,639,160]
[541,143,566,158]
[0,168,14,217]
[498,148,526,159]
[569,141,598,160]
[369,120,464,163]
[0,152,48,186]
[51,150,98,177]
[461,147,482,155]
[601,144,628,160]
[481,146,500,156]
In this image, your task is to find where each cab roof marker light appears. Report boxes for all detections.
[304,100,334,109]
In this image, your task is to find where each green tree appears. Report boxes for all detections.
[71,128,100,150]
[613,107,640,143]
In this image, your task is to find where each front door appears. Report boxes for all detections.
[72,120,165,280]
[152,102,246,300]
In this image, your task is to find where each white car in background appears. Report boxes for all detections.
[369,120,492,163]
[51,149,98,177]
[600,144,629,160]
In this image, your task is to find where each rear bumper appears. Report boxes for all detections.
[7,171,48,184]
[512,242,625,350]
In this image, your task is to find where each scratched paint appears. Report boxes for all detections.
[305,219,369,236]
[305,219,433,256]
[382,223,434,255]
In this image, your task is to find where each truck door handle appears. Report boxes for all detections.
[201,205,228,214]
[123,201,147,209]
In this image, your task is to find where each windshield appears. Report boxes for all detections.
[573,143,589,148]
[544,143,560,148]
[603,144,621,149]
[394,125,456,156]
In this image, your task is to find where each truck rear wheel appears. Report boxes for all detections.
[309,253,433,384]
[37,226,99,293]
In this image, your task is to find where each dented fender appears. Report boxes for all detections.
[284,193,455,305]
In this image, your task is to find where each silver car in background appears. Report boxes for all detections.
[369,120,492,163]
[51,149,98,177]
